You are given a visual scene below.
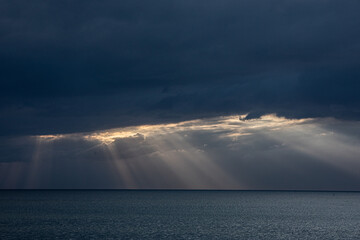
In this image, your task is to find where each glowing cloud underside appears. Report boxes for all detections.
[1,114,360,190]
[39,114,310,144]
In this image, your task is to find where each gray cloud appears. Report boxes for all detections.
[0,0,360,136]
[1,1,360,190]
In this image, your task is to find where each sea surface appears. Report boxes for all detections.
[0,190,360,239]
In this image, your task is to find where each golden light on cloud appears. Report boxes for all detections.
[3,113,360,190]
[29,113,316,189]
[37,134,66,141]
[36,114,313,145]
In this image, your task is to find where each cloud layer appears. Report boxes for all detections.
[1,0,360,136]
[1,1,360,189]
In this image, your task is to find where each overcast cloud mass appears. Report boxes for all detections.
[1,0,360,189]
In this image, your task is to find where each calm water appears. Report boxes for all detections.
[1,191,360,239]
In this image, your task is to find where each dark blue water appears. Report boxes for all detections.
[1,191,360,239]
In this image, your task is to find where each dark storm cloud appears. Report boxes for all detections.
[1,0,360,136]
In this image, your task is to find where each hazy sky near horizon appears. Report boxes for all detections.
[1,0,360,189]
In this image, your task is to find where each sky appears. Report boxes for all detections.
[1,0,360,190]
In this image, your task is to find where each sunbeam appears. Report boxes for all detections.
[2,114,360,189]
[104,143,139,188]
[266,123,360,176]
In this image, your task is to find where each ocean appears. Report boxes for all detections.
[1,190,359,239]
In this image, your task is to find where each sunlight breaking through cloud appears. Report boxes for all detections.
[1,114,360,190]
[37,114,312,144]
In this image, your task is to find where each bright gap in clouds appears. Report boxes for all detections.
[1,114,360,190]
[38,114,309,143]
